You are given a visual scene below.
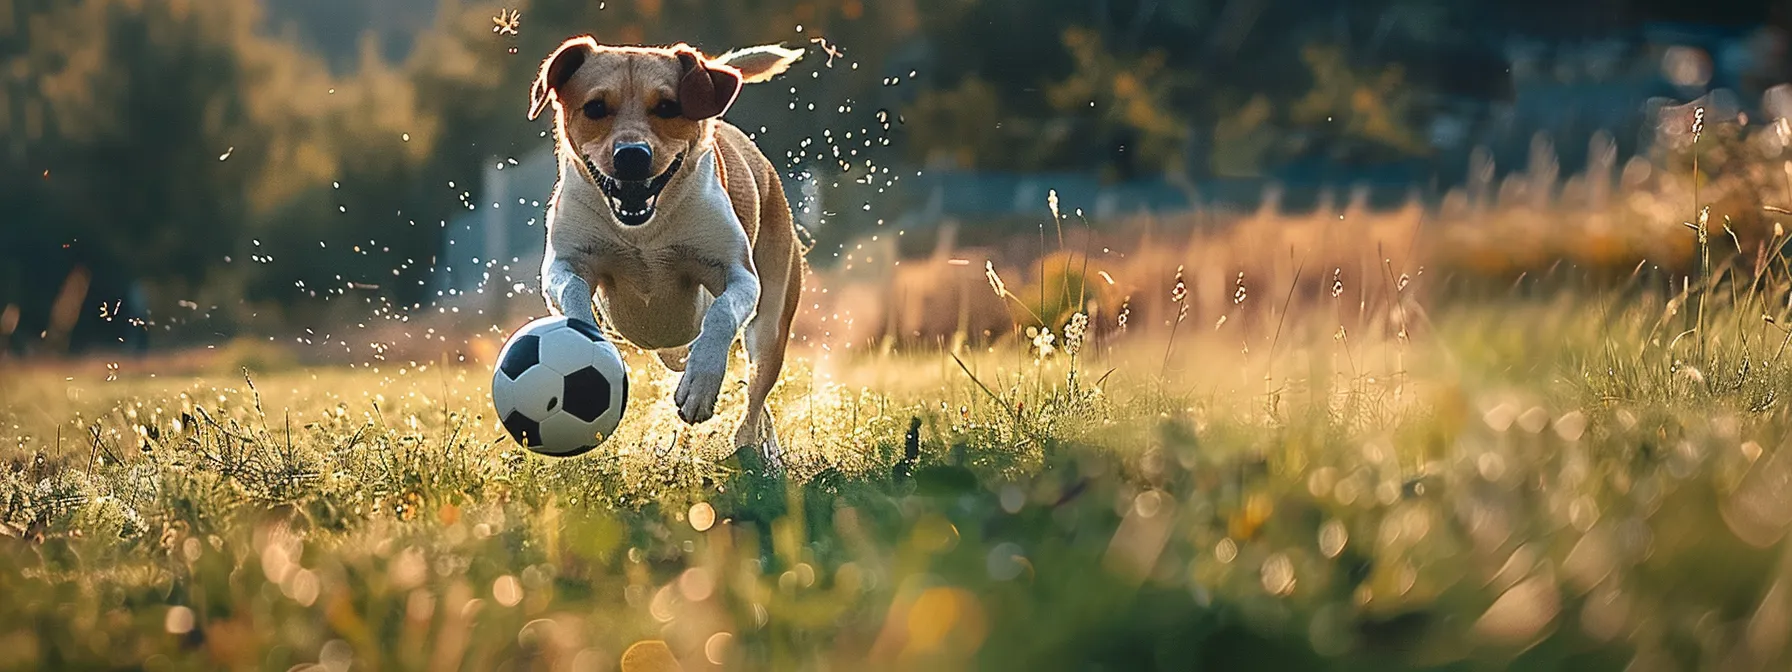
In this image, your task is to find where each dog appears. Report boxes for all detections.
[528,36,807,469]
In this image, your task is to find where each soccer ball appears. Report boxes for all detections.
[491,316,629,456]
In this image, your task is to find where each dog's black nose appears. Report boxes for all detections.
[612,142,653,181]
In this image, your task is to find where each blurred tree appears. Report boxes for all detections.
[241,32,444,323]
[1,0,309,351]
[1286,45,1429,164]
[0,0,446,349]
[1046,27,1193,180]
[901,0,1506,179]
[263,0,441,71]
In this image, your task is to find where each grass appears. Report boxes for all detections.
[8,274,1792,672]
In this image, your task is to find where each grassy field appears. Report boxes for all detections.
[8,260,1792,671]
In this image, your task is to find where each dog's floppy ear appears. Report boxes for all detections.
[715,44,805,84]
[673,45,743,121]
[529,37,597,121]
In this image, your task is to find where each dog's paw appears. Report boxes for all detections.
[674,363,724,425]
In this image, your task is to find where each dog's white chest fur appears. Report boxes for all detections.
[545,148,749,350]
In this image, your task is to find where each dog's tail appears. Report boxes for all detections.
[716,45,805,84]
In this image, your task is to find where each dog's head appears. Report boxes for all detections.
[529,37,802,226]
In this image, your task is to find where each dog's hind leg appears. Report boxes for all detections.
[735,245,801,463]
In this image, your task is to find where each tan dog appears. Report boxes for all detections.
[528,36,806,467]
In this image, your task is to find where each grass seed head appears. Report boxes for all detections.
[986,261,1008,299]
[1064,312,1088,356]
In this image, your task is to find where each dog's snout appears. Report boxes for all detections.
[612,142,653,181]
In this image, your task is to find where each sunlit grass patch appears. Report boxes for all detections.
[10,274,1792,669]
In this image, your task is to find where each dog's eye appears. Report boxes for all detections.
[652,99,682,119]
[582,100,609,119]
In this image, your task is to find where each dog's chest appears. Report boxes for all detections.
[583,238,718,297]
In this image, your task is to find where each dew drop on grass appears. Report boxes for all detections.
[704,633,733,665]
[1555,411,1587,441]
[689,502,715,532]
[1000,485,1025,513]
[1319,520,1348,558]
[1261,553,1295,596]
[679,568,715,601]
[163,606,194,634]
[1478,453,1507,481]
[1474,572,1560,645]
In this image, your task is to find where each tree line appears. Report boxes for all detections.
[6,0,1707,354]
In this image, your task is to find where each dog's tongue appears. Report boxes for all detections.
[614,179,657,204]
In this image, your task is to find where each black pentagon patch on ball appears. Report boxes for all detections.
[498,334,541,379]
[561,366,613,422]
[502,410,543,447]
[563,318,606,342]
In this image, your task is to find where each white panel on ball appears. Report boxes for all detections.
[538,324,600,375]
[508,365,564,418]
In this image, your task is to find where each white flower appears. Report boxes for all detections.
[1032,327,1056,358]
[1063,313,1088,356]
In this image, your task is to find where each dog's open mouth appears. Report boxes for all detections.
[583,152,684,227]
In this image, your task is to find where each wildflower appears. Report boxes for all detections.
[1171,266,1190,323]
[1692,106,1705,143]
[1117,298,1131,331]
[1063,312,1088,356]
[1048,189,1061,222]
[985,261,1007,298]
[1683,206,1710,244]
[1331,268,1343,298]
[1032,326,1056,358]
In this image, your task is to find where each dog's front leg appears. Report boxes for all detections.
[542,255,599,326]
[676,264,760,425]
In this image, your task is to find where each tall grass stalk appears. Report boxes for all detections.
[1692,107,1708,365]
[1161,265,1188,373]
